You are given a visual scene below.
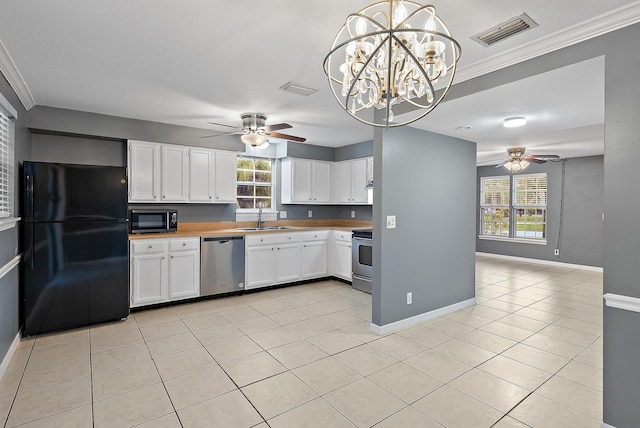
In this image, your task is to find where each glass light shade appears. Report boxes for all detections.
[241,133,267,147]
[503,116,527,128]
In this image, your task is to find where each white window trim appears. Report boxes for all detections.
[478,235,547,245]
[479,172,548,244]
[236,155,276,214]
[0,91,17,230]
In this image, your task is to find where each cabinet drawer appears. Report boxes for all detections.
[131,240,168,255]
[300,230,330,242]
[246,233,300,246]
[333,230,353,242]
[169,238,200,252]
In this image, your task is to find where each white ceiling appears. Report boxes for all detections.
[0,1,638,161]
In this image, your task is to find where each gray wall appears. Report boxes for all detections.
[602,22,640,428]
[27,107,374,222]
[0,71,29,364]
[477,156,604,267]
[372,126,476,326]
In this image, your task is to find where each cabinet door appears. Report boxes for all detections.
[128,141,160,202]
[214,151,237,203]
[275,242,301,283]
[351,159,368,203]
[246,245,276,289]
[169,250,200,300]
[131,253,168,306]
[334,240,352,280]
[161,145,189,202]
[189,148,213,202]
[334,161,352,203]
[291,159,312,202]
[301,240,328,279]
[312,161,332,203]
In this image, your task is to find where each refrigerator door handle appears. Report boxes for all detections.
[25,174,34,220]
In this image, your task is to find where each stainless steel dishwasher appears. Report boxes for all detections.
[200,236,245,296]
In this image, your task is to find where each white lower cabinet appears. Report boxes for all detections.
[333,230,352,281]
[301,231,329,279]
[245,233,301,290]
[130,237,200,307]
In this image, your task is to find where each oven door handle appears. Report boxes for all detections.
[352,273,372,282]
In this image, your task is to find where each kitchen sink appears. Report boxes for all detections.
[234,226,295,231]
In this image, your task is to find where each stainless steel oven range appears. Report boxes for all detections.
[352,228,373,294]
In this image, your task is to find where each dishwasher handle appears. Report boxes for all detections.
[201,236,244,243]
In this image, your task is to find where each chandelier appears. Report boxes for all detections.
[323,0,461,127]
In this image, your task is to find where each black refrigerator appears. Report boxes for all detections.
[22,161,130,335]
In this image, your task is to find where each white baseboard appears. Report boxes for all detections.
[370,297,476,335]
[0,333,21,381]
[601,422,616,428]
[476,252,603,273]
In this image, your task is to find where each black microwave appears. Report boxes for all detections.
[129,209,178,234]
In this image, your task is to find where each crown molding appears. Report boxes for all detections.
[455,1,640,85]
[0,38,35,111]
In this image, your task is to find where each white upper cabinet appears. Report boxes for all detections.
[128,140,161,202]
[161,145,189,202]
[128,140,236,204]
[213,150,238,203]
[281,158,332,204]
[188,148,213,202]
[334,158,369,204]
[188,148,237,203]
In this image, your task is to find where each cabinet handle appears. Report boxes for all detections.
[216,196,219,199]
[171,256,174,259]
[182,243,186,246]
[162,256,166,259]
[209,196,212,199]
[148,245,152,249]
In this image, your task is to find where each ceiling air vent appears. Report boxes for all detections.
[471,13,538,47]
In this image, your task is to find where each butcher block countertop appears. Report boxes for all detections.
[128,219,372,240]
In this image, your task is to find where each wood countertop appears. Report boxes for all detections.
[129,219,372,240]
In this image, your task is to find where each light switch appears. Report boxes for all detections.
[279,211,287,219]
[386,215,396,229]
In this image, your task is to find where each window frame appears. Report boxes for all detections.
[0,91,17,232]
[236,155,275,211]
[479,172,548,245]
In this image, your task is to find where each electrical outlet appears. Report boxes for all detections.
[386,215,396,229]
[554,249,560,256]
[407,292,412,304]
[351,211,356,218]
[279,211,287,219]
[308,210,313,218]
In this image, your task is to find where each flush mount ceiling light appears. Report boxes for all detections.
[323,0,461,127]
[503,116,527,128]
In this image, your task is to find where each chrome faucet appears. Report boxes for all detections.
[257,202,264,229]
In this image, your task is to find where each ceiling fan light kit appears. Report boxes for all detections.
[324,0,461,127]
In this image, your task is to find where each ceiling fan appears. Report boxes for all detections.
[495,147,560,170]
[202,112,306,147]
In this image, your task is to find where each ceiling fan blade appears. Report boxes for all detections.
[529,154,560,159]
[266,131,306,142]
[264,123,292,132]
[207,121,239,129]
[527,158,546,164]
[200,131,242,139]
[495,160,508,168]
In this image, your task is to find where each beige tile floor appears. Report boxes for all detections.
[0,256,603,427]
